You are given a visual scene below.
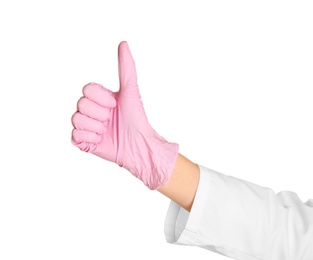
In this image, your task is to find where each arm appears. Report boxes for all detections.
[72,41,313,260]
[71,41,199,212]
[158,153,200,212]
[71,41,313,259]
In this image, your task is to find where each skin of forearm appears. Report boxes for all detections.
[158,153,200,212]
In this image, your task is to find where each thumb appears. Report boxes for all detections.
[118,41,139,94]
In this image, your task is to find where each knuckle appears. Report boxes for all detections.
[71,112,80,126]
[83,82,101,97]
[71,129,80,143]
[77,97,88,112]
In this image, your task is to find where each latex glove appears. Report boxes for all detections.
[71,41,179,190]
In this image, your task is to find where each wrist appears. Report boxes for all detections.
[117,130,179,190]
[158,154,200,212]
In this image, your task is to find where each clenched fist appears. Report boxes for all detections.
[71,41,179,190]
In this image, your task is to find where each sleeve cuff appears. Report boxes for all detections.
[164,165,313,260]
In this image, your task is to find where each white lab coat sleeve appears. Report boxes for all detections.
[164,165,313,260]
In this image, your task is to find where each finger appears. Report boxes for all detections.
[71,130,98,153]
[71,112,106,134]
[72,129,101,144]
[77,97,111,121]
[118,41,139,94]
[83,82,116,108]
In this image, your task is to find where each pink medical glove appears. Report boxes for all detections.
[71,41,179,190]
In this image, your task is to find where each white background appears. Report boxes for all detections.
[0,1,312,259]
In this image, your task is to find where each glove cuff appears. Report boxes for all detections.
[116,131,179,190]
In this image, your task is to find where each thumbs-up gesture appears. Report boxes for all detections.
[71,41,179,190]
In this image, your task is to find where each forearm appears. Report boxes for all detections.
[157,153,200,212]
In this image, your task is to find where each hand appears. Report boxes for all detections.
[71,41,179,190]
